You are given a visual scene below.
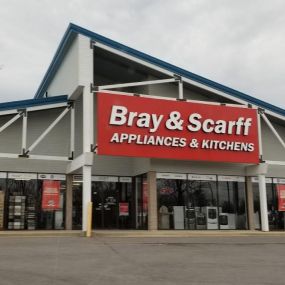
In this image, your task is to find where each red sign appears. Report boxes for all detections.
[160,187,175,195]
[277,184,285,211]
[42,180,60,210]
[119,202,129,216]
[97,92,259,164]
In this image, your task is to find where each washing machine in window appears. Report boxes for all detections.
[219,213,229,229]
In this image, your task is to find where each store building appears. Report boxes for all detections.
[0,23,284,232]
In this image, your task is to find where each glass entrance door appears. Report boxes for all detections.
[92,181,118,229]
[92,177,134,229]
[72,175,134,230]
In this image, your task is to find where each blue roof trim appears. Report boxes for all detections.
[0,95,68,112]
[34,23,285,117]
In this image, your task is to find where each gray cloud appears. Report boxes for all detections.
[0,0,284,108]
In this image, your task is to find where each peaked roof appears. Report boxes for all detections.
[35,23,285,118]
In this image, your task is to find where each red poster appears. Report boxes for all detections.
[277,184,285,211]
[42,180,60,210]
[119,202,129,216]
[97,92,259,164]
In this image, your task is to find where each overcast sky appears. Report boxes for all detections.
[0,0,284,108]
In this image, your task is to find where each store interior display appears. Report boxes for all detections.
[8,195,26,230]
[26,195,36,230]
[157,175,247,230]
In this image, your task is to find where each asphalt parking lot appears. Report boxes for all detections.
[0,236,285,285]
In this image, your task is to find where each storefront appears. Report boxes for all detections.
[0,24,284,233]
[157,173,247,230]
[71,174,148,230]
[252,177,285,230]
[0,173,65,230]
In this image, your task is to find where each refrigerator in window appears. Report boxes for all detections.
[202,206,219,230]
[173,206,184,229]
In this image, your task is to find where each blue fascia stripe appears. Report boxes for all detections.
[0,95,68,112]
[34,23,285,117]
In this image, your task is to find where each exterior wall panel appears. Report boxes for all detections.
[92,155,133,176]
[262,120,285,162]
[47,36,79,97]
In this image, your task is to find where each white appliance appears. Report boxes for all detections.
[228,214,236,229]
[219,213,236,229]
[202,206,218,230]
[219,213,229,229]
[254,212,261,229]
[55,211,63,229]
[173,206,184,229]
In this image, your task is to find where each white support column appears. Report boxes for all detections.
[246,163,269,232]
[81,89,93,233]
[70,104,75,158]
[257,112,263,160]
[78,35,94,233]
[21,111,27,154]
[258,174,269,232]
[82,165,92,232]
[178,79,183,100]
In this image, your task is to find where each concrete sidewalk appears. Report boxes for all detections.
[1,229,285,238]
[92,230,285,238]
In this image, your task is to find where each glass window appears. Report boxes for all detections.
[92,181,118,229]
[118,181,133,229]
[72,176,135,230]
[157,178,187,230]
[6,173,38,230]
[72,175,82,230]
[0,173,6,230]
[135,174,148,229]
[271,180,285,230]
[189,179,218,230]
[218,177,247,230]
[157,175,218,230]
